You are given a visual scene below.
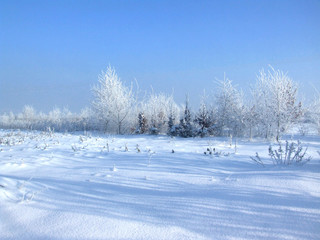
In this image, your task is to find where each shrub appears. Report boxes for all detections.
[251,140,311,166]
[269,140,311,165]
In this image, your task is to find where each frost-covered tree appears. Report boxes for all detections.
[21,105,36,130]
[310,91,320,134]
[78,107,94,131]
[214,76,245,137]
[143,92,180,134]
[0,112,15,129]
[48,108,62,131]
[243,105,259,140]
[92,66,135,134]
[253,67,302,140]
[0,107,95,132]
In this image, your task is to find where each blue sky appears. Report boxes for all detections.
[1,0,319,113]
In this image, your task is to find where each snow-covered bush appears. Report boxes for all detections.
[251,140,311,166]
[268,140,311,165]
[149,126,160,135]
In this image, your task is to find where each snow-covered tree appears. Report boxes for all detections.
[194,94,214,137]
[243,105,259,140]
[214,76,245,137]
[92,66,135,134]
[21,105,36,130]
[48,108,62,131]
[78,107,94,131]
[167,98,181,136]
[167,113,176,136]
[0,112,15,129]
[253,67,302,140]
[136,112,148,134]
[310,91,320,134]
[178,96,195,138]
[143,92,180,134]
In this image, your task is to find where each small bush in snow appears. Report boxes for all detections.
[268,140,311,165]
[251,140,311,166]
[149,127,160,135]
[136,144,141,153]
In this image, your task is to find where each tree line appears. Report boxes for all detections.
[1,66,319,139]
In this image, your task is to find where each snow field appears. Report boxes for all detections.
[0,130,320,239]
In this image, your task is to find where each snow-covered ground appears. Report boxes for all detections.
[1,130,319,240]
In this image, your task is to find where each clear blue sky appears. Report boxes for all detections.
[1,0,319,113]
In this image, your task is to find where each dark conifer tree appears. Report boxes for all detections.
[137,112,148,134]
[195,102,212,137]
[179,96,194,138]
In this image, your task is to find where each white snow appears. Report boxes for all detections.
[1,130,320,239]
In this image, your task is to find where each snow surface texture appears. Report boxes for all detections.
[0,130,319,240]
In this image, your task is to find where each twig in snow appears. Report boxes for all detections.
[250,152,265,167]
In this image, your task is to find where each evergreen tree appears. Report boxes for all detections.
[194,101,212,137]
[167,104,181,136]
[136,112,148,134]
[179,97,194,138]
[167,113,175,136]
